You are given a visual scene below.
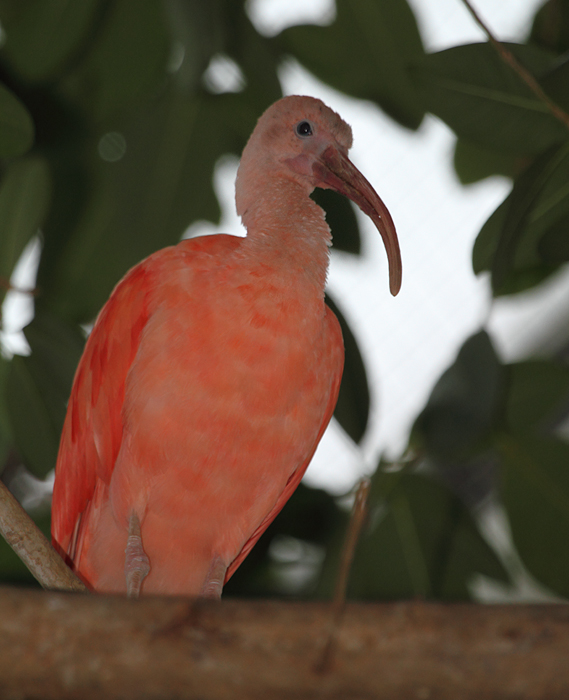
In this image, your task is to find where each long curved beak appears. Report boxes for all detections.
[313,145,402,296]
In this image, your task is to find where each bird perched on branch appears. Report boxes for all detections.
[51,95,401,597]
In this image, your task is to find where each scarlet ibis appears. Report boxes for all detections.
[51,95,401,597]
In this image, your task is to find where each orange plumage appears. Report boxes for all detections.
[51,96,401,596]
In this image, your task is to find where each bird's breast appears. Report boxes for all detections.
[114,256,340,492]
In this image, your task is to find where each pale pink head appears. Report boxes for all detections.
[236,95,402,295]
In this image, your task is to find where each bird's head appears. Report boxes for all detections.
[236,95,402,295]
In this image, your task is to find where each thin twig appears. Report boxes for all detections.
[460,0,569,131]
[314,477,371,673]
[0,479,86,592]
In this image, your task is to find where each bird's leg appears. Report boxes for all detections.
[200,554,227,599]
[124,512,150,598]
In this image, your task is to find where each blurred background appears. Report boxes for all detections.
[1,0,569,603]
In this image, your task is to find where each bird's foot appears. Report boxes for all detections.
[200,554,226,599]
[124,513,150,598]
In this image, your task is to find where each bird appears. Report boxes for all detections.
[51,95,401,598]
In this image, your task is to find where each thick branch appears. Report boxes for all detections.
[0,480,86,592]
[0,586,568,699]
[461,0,569,131]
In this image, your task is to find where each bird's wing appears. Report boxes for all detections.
[225,305,344,582]
[51,262,152,560]
[51,235,244,566]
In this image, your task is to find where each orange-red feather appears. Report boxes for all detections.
[51,263,151,564]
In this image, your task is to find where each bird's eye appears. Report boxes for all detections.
[295,120,313,138]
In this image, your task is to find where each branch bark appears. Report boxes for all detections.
[0,480,86,592]
[1,585,568,699]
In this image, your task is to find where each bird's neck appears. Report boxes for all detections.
[237,174,331,295]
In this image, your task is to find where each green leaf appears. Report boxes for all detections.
[6,354,59,478]
[493,142,569,293]
[22,311,85,416]
[60,0,170,122]
[500,435,569,597]
[165,0,224,92]
[0,0,100,82]
[411,43,567,154]
[412,330,503,461]
[311,188,361,255]
[38,90,242,323]
[0,357,12,468]
[473,142,569,294]
[347,471,508,599]
[473,198,553,295]
[278,0,425,129]
[453,138,519,185]
[472,197,508,276]
[6,311,84,477]
[0,83,34,157]
[224,5,282,109]
[538,213,569,263]
[326,294,370,444]
[540,55,569,113]
[505,359,569,434]
[0,157,51,305]
[529,0,569,55]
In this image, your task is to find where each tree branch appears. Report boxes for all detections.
[460,0,569,131]
[0,586,568,699]
[0,479,86,592]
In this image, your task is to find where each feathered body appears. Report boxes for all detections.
[51,96,400,595]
